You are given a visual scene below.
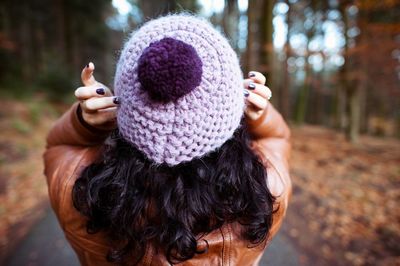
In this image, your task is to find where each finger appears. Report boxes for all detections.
[75,86,113,100]
[82,96,120,112]
[245,90,268,110]
[83,107,117,126]
[81,62,97,86]
[244,104,264,121]
[248,71,266,85]
[243,79,272,100]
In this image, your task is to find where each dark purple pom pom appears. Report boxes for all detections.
[137,37,203,102]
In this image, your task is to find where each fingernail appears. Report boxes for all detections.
[86,64,89,68]
[248,83,256,90]
[113,96,120,104]
[248,72,256,77]
[244,90,250,97]
[96,88,105,95]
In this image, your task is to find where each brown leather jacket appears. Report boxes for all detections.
[43,102,291,266]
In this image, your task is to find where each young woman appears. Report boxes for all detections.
[44,15,291,265]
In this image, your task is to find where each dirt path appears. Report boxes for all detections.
[5,209,300,266]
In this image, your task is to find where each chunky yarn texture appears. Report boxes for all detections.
[114,14,245,165]
[138,37,203,102]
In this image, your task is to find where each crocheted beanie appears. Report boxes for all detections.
[114,14,245,166]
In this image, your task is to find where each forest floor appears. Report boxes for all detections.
[0,97,61,262]
[283,125,400,266]
[0,97,399,265]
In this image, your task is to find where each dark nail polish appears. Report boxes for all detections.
[96,88,105,95]
[113,97,120,104]
[249,72,256,77]
[244,90,250,97]
[248,83,256,90]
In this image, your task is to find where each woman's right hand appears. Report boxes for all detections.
[74,62,119,130]
[243,71,272,121]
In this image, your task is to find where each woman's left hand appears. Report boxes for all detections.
[75,62,118,130]
[243,71,272,121]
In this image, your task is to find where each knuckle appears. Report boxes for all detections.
[74,88,82,97]
[76,87,90,98]
[85,100,96,110]
[263,99,268,107]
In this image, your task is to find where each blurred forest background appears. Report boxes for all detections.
[0,0,399,266]
[1,0,399,140]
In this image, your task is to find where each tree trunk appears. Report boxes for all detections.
[139,0,178,19]
[334,79,347,130]
[19,0,32,82]
[280,0,291,120]
[295,60,311,124]
[259,0,274,81]
[54,0,66,63]
[295,28,313,125]
[346,5,369,143]
[314,71,324,124]
[222,0,239,51]
[245,0,258,74]
[295,0,320,125]
[337,4,350,132]
[357,12,369,135]
[348,87,361,142]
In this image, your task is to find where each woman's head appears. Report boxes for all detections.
[73,14,276,264]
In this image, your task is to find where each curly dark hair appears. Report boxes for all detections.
[72,120,276,264]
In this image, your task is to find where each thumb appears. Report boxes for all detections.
[81,62,97,86]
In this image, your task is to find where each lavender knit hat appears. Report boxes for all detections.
[114,14,245,166]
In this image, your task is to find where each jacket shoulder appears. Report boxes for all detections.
[48,146,115,263]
